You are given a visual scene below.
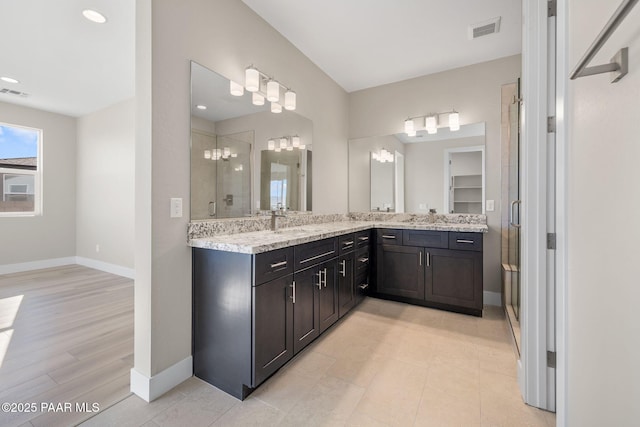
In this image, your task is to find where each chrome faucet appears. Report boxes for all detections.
[270,207,286,231]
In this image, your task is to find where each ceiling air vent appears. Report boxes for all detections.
[469,16,501,40]
[0,88,29,97]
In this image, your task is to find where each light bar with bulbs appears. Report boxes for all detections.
[228,65,297,113]
[267,135,305,152]
[403,110,461,136]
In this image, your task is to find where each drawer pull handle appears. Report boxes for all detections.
[456,239,475,244]
[290,281,296,304]
[300,250,336,264]
[270,261,288,269]
[342,240,354,246]
[382,235,397,239]
[427,252,431,267]
[358,284,369,290]
[340,260,346,277]
[358,236,369,241]
[358,257,369,263]
[419,251,422,266]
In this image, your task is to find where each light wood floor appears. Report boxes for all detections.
[0,265,134,427]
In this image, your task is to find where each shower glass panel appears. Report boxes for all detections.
[215,132,252,219]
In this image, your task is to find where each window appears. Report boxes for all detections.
[0,122,42,215]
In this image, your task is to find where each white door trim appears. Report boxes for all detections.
[520,0,553,411]
[554,0,569,424]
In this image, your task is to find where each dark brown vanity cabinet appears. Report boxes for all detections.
[253,274,294,386]
[193,234,364,400]
[293,259,338,353]
[376,244,425,299]
[338,252,356,317]
[374,229,484,316]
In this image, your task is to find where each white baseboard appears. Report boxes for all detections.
[0,257,77,275]
[484,291,502,307]
[130,356,193,402]
[0,256,134,279]
[75,256,135,279]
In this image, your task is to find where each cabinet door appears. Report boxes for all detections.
[376,244,425,300]
[338,253,355,318]
[425,248,483,310]
[318,260,339,333]
[253,274,294,386]
[293,267,321,354]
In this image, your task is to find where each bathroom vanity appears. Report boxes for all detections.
[189,216,486,400]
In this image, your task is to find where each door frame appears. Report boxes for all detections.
[520,0,553,412]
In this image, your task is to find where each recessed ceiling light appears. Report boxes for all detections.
[196,105,207,110]
[1,76,20,84]
[82,9,108,24]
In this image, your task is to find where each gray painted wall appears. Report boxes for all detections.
[0,101,77,265]
[76,98,135,268]
[349,55,522,294]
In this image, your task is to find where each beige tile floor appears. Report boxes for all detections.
[81,298,556,427]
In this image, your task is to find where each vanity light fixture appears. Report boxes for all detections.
[449,111,460,131]
[267,80,280,102]
[242,65,296,113]
[204,147,239,160]
[230,80,244,96]
[372,148,394,163]
[245,67,260,92]
[252,92,265,106]
[404,118,414,134]
[284,90,296,110]
[82,9,107,24]
[425,115,438,134]
[0,76,19,84]
[267,135,305,151]
[404,109,461,135]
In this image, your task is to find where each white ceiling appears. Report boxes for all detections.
[0,1,521,118]
[0,0,135,117]
[242,0,522,92]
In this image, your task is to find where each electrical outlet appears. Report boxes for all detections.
[95,244,100,253]
[419,203,428,210]
[170,198,183,218]
[486,200,495,211]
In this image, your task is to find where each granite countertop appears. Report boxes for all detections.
[188,220,488,254]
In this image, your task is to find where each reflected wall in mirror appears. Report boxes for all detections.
[349,123,485,214]
[190,61,313,220]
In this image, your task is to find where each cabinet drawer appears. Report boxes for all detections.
[376,229,402,244]
[355,230,371,248]
[355,246,370,274]
[338,233,356,254]
[403,230,448,248]
[448,232,483,252]
[294,237,337,270]
[254,247,294,285]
